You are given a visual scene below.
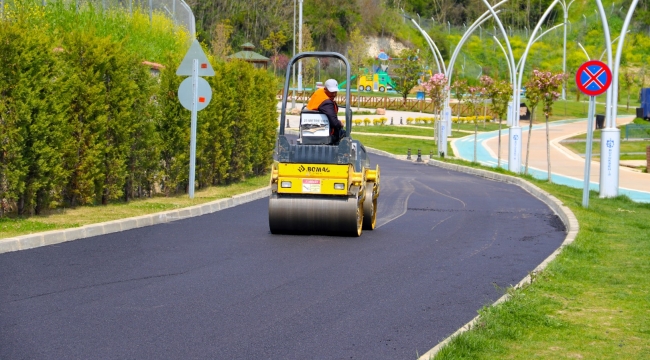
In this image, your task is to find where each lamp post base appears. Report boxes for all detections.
[599,128,620,198]
[508,126,522,173]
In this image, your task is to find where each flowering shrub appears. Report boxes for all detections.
[406,117,414,124]
[353,119,362,126]
[422,73,449,114]
[524,69,567,179]
[526,69,566,118]
[363,118,371,126]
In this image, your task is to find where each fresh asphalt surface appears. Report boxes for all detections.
[0,154,566,359]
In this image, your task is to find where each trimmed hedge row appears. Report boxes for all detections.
[0,11,277,215]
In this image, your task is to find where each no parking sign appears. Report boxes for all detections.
[575,60,612,96]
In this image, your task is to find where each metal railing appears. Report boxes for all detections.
[625,124,650,140]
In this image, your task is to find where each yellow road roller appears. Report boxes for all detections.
[269,52,380,236]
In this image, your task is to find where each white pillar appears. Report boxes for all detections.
[297,0,303,91]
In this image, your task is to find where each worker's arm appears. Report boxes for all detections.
[318,101,343,130]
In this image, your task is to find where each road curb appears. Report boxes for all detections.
[0,187,271,254]
[364,148,579,360]
[417,160,579,360]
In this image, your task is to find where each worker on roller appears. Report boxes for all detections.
[306,78,346,144]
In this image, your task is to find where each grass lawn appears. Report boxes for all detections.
[531,100,637,121]
[568,118,650,141]
[561,140,650,160]
[419,121,506,133]
[351,125,466,138]
[431,159,650,359]
[0,175,270,239]
[352,134,453,158]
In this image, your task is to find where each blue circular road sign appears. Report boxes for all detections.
[575,60,612,96]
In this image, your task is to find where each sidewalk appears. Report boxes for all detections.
[454,116,650,202]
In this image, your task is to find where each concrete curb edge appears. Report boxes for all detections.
[0,187,271,254]
[363,148,579,360]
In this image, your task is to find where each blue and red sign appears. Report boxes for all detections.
[576,60,612,96]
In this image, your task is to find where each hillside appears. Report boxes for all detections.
[192,0,650,99]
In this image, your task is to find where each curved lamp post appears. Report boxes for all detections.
[593,0,614,197]
[599,31,630,61]
[559,0,576,100]
[577,42,591,60]
[476,0,520,172]
[601,0,641,198]
[404,16,445,74]
[492,36,513,84]
[515,23,564,71]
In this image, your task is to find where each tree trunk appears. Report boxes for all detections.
[473,120,478,163]
[524,110,535,174]
[497,117,502,167]
[546,115,552,183]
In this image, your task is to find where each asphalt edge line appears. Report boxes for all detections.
[0,187,271,254]
[364,148,578,360]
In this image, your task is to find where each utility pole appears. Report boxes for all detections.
[298,0,304,91]
[291,0,296,110]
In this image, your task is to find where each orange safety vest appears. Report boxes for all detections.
[306,88,338,113]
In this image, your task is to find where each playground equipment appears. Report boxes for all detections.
[270,52,380,236]
[357,71,397,92]
[338,69,397,92]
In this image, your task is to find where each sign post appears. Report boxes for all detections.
[177,39,215,199]
[575,60,612,208]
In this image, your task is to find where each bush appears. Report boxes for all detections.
[406,117,414,124]
[0,2,278,215]
[353,119,362,126]
[363,118,371,126]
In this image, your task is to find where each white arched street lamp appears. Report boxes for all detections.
[602,0,641,198]
[559,0,576,100]
[515,24,564,71]
[577,42,591,60]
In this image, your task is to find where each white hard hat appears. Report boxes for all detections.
[324,79,338,92]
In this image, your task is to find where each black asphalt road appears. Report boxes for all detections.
[0,154,566,359]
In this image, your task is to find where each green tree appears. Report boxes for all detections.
[524,69,565,181]
[260,30,288,74]
[451,79,468,132]
[464,85,484,163]
[211,21,234,62]
[481,76,512,167]
[347,27,367,109]
[392,48,423,104]
[248,70,279,175]
[0,21,69,215]
[157,53,190,195]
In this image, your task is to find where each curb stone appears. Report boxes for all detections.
[363,147,579,360]
[0,187,271,254]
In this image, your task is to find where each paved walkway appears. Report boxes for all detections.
[277,101,649,202]
[453,117,650,202]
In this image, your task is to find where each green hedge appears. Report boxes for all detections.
[0,2,278,215]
